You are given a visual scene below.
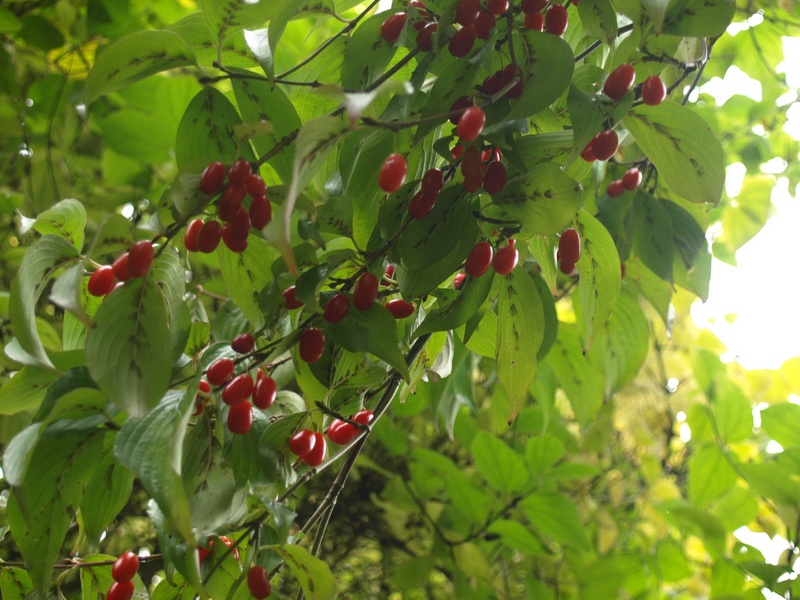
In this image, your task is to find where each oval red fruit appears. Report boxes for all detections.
[112,252,131,282]
[622,167,642,190]
[492,244,519,274]
[421,168,443,194]
[454,272,466,288]
[247,565,272,599]
[353,272,379,311]
[488,0,509,14]
[465,241,494,278]
[449,96,473,125]
[249,195,272,229]
[245,173,266,198]
[378,153,408,193]
[206,357,235,386]
[228,159,252,185]
[327,419,357,445]
[200,162,226,195]
[227,401,253,434]
[221,225,248,253]
[483,161,507,195]
[501,64,524,97]
[324,293,350,324]
[580,140,596,162]
[642,75,667,106]
[283,286,303,309]
[184,219,204,252]
[461,145,483,178]
[380,12,407,43]
[449,25,476,57]
[289,429,316,457]
[385,299,415,319]
[219,185,247,222]
[408,190,437,219]
[127,241,153,278]
[456,0,481,26]
[299,328,325,363]
[475,9,496,39]
[558,228,581,264]
[603,64,636,100]
[302,432,326,466]
[545,4,568,36]
[457,106,485,142]
[416,21,437,51]
[560,260,576,276]
[591,130,619,161]
[606,179,625,197]
[524,11,544,31]
[252,376,277,409]
[231,333,255,354]
[111,551,139,582]
[222,374,254,406]
[88,266,115,297]
[353,408,373,425]
[107,581,134,600]
[197,220,223,253]
[521,0,547,13]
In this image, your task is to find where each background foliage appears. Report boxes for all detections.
[1,0,799,598]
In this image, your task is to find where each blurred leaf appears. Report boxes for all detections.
[471,431,529,494]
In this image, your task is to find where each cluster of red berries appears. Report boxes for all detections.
[456,144,507,194]
[465,239,519,277]
[289,409,374,467]
[521,0,568,35]
[198,535,240,564]
[557,227,581,275]
[478,64,524,97]
[408,168,443,219]
[87,240,154,297]
[184,160,272,255]
[106,551,139,600]
[606,167,642,197]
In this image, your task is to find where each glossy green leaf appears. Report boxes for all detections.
[527,235,558,297]
[577,0,619,45]
[342,12,398,89]
[86,277,172,417]
[662,0,736,37]
[633,192,675,283]
[623,103,725,205]
[277,544,338,600]
[85,31,197,103]
[268,1,335,79]
[217,236,278,330]
[414,54,480,143]
[49,262,91,327]
[81,439,136,544]
[0,367,58,415]
[22,198,86,250]
[414,270,495,338]
[196,0,282,41]
[0,568,33,600]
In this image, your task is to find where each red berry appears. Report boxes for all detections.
[606,179,625,197]
[302,432,326,466]
[422,168,444,194]
[449,96,473,125]
[231,333,255,354]
[283,286,303,309]
[88,266,115,297]
[492,243,519,274]
[127,241,154,278]
[252,376,277,409]
[299,328,325,363]
[353,272,379,311]
[289,429,316,457]
[463,173,484,193]
[381,12,407,43]
[327,419,357,445]
[200,162,226,195]
[207,357,235,386]
[642,75,667,106]
[483,161,507,195]
[197,220,223,253]
[456,0,481,26]
[112,252,131,282]
[227,401,253,434]
[454,272,466,288]
[622,167,643,190]
[408,190,437,219]
[449,25,477,57]
[222,374,253,406]
[603,64,636,100]
[219,184,247,222]
[218,536,240,561]
[221,225,249,253]
[385,299,415,319]
[192,401,204,417]
[249,195,272,229]
[111,551,139,582]
[560,260,576,275]
[580,141,596,162]
[465,241,494,278]
[558,228,581,264]
[457,106,486,142]
[524,11,544,31]
[620,263,626,279]
[324,293,350,324]
[501,64,524,98]
[227,207,251,241]
[475,9,496,39]
[353,408,373,425]
[545,4,568,35]
[247,565,272,599]
[197,380,211,397]
[488,0,509,14]
[378,153,408,193]
[416,21,437,51]
[245,173,266,198]
[228,159,252,185]
[384,264,396,280]
[184,219,204,252]
[482,72,504,95]
[591,130,619,161]
[461,145,483,178]
[107,581,134,600]
[521,0,547,13]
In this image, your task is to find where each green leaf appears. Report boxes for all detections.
[688,444,738,507]
[414,54,480,143]
[664,198,707,268]
[414,270,495,338]
[85,31,197,103]
[81,439,136,544]
[196,0,282,41]
[269,1,335,79]
[277,544,338,600]
[526,435,565,478]
[471,431,528,494]
[342,12,398,89]
[575,209,622,351]
[520,491,591,551]
[0,568,33,600]
[217,236,278,331]
[49,262,92,328]
[623,103,725,205]
[487,520,548,555]
[505,31,575,121]
[175,87,254,172]
[0,367,58,415]
[446,472,492,526]
[577,0,619,46]
[662,0,736,37]
[495,268,545,424]
[717,175,774,256]
[151,249,191,363]
[527,235,558,297]
[327,304,410,381]
[632,192,675,283]
[761,403,800,448]
[709,378,753,444]
[22,198,86,250]
[485,162,582,235]
[10,235,80,369]
[116,390,196,543]
[85,277,172,417]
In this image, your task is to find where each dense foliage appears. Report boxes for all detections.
[1,0,799,598]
